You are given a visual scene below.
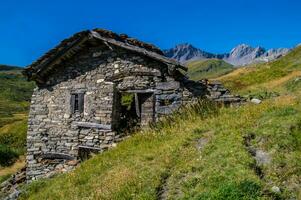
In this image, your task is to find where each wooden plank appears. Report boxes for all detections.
[90,31,187,72]
[135,93,140,118]
[123,89,156,93]
[78,93,85,113]
[78,146,102,151]
[40,153,75,160]
[73,121,112,130]
[70,94,75,113]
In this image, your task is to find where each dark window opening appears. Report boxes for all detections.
[74,94,79,112]
[71,93,84,114]
[159,99,173,106]
[78,147,100,161]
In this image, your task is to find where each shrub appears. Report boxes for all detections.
[0,145,19,166]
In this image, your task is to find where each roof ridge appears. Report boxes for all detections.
[23,28,186,83]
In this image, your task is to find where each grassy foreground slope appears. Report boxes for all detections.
[21,98,301,200]
[187,59,234,80]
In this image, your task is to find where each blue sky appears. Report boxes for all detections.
[1,0,301,66]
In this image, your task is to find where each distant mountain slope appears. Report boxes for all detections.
[187,59,234,80]
[0,65,22,71]
[0,65,34,118]
[0,65,34,171]
[164,43,290,66]
[224,44,290,66]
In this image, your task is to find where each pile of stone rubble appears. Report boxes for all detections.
[0,167,26,200]
[199,79,245,105]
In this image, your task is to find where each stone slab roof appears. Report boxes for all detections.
[23,28,186,83]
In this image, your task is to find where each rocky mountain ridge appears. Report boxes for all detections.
[164,43,291,66]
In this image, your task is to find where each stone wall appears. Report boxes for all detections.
[26,44,204,181]
[199,79,244,105]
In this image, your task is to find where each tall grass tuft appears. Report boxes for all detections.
[0,144,18,166]
[152,99,219,131]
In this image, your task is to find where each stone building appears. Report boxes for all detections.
[23,28,207,181]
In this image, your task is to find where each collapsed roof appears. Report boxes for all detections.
[23,28,187,83]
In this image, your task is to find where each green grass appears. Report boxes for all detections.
[20,96,301,199]
[187,59,234,80]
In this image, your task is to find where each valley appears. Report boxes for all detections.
[0,65,35,185]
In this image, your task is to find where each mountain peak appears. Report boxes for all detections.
[175,43,194,48]
[163,44,216,63]
[226,44,266,65]
[164,43,290,66]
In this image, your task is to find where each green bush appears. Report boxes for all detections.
[0,145,19,166]
[121,93,134,110]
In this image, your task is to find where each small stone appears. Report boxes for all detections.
[271,186,280,193]
[107,58,114,62]
[67,160,79,166]
[97,79,104,83]
[64,114,70,119]
[104,81,113,85]
[251,98,262,104]
[92,52,102,57]
[255,150,271,165]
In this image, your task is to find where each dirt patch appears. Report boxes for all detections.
[243,133,271,179]
[0,157,25,177]
[156,171,170,200]
[196,138,209,151]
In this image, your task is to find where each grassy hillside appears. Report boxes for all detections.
[187,59,234,80]
[20,48,301,199]
[0,64,22,71]
[0,66,34,180]
[218,46,301,96]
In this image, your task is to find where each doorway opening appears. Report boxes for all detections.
[115,92,154,133]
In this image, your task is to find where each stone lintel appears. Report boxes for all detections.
[73,121,112,130]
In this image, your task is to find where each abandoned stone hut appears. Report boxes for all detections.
[23,28,207,181]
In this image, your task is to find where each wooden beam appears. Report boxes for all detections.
[40,153,75,160]
[122,89,156,93]
[90,31,187,72]
[73,121,112,130]
[135,93,140,118]
[78,146,102,151]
